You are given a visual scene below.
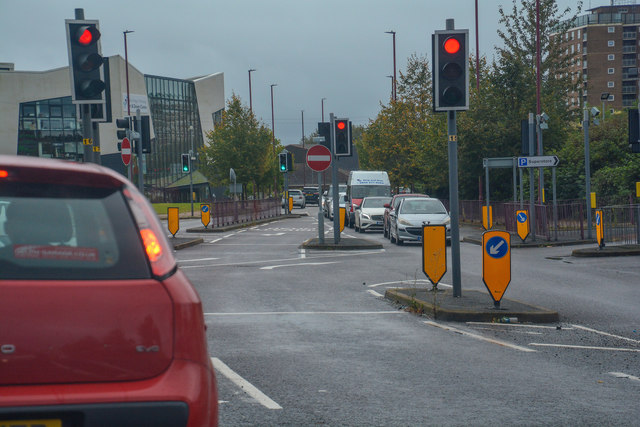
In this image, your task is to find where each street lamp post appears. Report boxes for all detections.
[123,30,134,180]
[321,98,326,122]
[386,75,394,100]
[189,125,194,217]
[385,30,397,101]
[248,69,256,112]
[271,84,277,195]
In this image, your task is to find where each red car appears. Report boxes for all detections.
[383,193,429,239]
[0,156,218,426]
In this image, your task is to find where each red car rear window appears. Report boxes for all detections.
[0,182,151,280]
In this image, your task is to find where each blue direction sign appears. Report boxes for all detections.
[517,212,527,223]
[486,235,508,259]
[201,205,209,213]
[596,212,601,225]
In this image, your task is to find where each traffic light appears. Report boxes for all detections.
[133,116,152,154]
[334,118,351,156]
[181,154,190,172]
[286,152,293,171]
[66,20,106,103]
[279,152,288,172]
[433,29,469,112]
[116,117,131,140]
[318,122,331,150]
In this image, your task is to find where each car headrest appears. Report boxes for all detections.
[6,199,73,245]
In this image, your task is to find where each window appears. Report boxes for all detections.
[608,68,615,74]
[608,54,615,60]
[578,29,581,39]
[608,26,615,33]
[608,81,615,88]
[571,45,575,54]
[608,40,615,47]
[577,43,581,52]
[608,94,615,101]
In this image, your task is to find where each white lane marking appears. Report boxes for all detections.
[299,249,306,259]
[177,257,219,263]
[367,279,452,289]
[609,372,640,382]
[467,322,573,330]
[571,324,640,345]
[209,238,223,243]
[261,232,285,236]
[211,357,282,410]
[260,261,339,270]
[424,321,536,352]
[367,290,384,298]
[529,343,640,352]
[180,249,384,269]
[205,311,402,316]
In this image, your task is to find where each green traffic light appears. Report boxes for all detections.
[280,164,286,171]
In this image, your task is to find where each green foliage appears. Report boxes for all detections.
[199,94,281,196]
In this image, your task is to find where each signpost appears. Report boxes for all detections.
[306,144,331,172]
[516,209,530,242]
[121,137,131,166]
[482,205,492,230]
[422,225,447,287]
[307,144,332,244]
[482,230,511,308]
[167,207,179,237]
[517,155,559,168]
[595,209,604,249]
[201,204,210,228]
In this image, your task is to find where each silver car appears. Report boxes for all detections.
[389,197,450,245]
[327,192,346,220]
[355,196,391,233]
[282,189,306,208]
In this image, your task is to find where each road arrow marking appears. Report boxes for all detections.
[260,261,339,270]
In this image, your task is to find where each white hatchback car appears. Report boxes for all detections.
[283,189,305,209]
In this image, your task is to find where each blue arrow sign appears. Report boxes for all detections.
[201,205,209,213]
[596,212,601,225]
[486,236,508,259]
[517,212,527,223]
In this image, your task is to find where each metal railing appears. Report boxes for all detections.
[208,198,282,228]
[454,199,639,244]
[602,204,640,245]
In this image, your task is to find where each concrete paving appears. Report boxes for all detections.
[168,214,638,323]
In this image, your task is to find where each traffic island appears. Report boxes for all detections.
[385,288,559,323]
[572,244,640,257]
[300,237,383,250]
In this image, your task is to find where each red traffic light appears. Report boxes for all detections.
[75,25,100,46]
[337,121,346,130]
[443,37,460,54]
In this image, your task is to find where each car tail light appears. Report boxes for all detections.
[0,170,8,178]
[123,187,177,278]
[140,228,163,262]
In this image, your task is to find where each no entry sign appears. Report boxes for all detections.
[121,137,131,166]
[306,144,331,172]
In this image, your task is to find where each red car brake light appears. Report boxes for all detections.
[123,187,176,278]
[140,228,163,262]
[0,170,8,178]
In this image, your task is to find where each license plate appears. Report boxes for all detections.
[1,420,61,427]
[376,221,382,225]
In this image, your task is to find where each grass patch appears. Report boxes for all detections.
[151,203,196,216]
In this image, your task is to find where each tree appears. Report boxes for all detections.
[199,94,281,197]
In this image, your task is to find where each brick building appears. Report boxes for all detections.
[557,1,640,111]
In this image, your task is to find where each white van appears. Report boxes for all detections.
[346,171,391,227]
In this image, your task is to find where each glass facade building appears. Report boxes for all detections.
[17,96,83,160]
[145,75,204,192]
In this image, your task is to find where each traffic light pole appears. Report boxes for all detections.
[136,109,144,195]
[448,110,461,298]
[330,113,340,244]
[82,104,94,163]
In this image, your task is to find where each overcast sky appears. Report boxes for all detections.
[1,0,579,146]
